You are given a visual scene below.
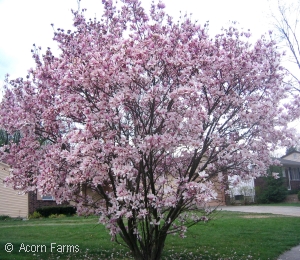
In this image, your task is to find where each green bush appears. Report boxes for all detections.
[29,211,43,219]
[36,206,76,217]
[0,215,11,221]
[287,189,300,195]
[298,191,300,201]
[256,174,287,204]
[49,214,67,219]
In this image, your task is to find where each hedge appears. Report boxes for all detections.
[36,206,76,217]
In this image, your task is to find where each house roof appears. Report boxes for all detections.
[281,151,300,159]
[278,158,300,167]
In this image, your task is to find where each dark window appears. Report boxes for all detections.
[42,195,54,201]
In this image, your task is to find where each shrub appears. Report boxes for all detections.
[256,171,287,204]
[0,215,11,221]
[36,206,76,217]
[49,214,67,219]
[287,189,300,195]
[29,211,42,219]
[12,217,24,221]
[298,191,300,201]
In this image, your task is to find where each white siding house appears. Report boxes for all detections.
[228,176,255,203]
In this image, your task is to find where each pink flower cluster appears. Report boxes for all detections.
[0,0,298,252]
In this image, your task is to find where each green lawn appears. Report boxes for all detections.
[0,212,300,259]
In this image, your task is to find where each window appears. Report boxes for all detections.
[42,195,54,201]
[282,169,286,177]
[297,168,300,180]
[289,167,300,180]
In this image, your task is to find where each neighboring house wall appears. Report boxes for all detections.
[77,183,111,210]
[228,177,255,204]
[0,162,28,218]
[254,177,267,190]
[283,167,300,190]
[255,152,300,193]
[279,152,300,191]
[164,171,226,207]
[0,162,66,217]
[28,191,59,215]
[80,179,226,209]
[208,181,226,207]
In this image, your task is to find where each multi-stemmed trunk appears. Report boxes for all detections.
[117,217,171,260]
[125,233,168,260]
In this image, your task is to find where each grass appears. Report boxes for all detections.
[0,212,300,259]
[0,216,127,260]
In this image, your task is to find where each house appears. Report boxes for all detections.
[208,179,226,206]
[0,161,28,218]
[278,151,300,191]
[228,176,255,204]
[253,151,300,201]
[1,155,226,219]
[0,161,60,218]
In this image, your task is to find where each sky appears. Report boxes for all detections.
[0,0,273,92]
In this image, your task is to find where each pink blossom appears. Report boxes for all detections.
[157,2,165,9]
[0,0,298,258]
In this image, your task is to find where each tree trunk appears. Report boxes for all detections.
[129,234,167,260]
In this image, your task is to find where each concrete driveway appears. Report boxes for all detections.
[219,205,300,217]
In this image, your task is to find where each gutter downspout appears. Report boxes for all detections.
[288,167,292,190]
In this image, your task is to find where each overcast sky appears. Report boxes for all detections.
[0,0,274,90]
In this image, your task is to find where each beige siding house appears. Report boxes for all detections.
[0,161,28,218]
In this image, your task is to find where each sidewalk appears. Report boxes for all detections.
[220,205,300,217]
[277,245,300,260]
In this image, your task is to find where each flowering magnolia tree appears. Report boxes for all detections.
[0,0,297,259]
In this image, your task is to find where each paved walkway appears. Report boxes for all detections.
[220,205,300,217]
[220,206,300,259]
[277,245,300,260]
